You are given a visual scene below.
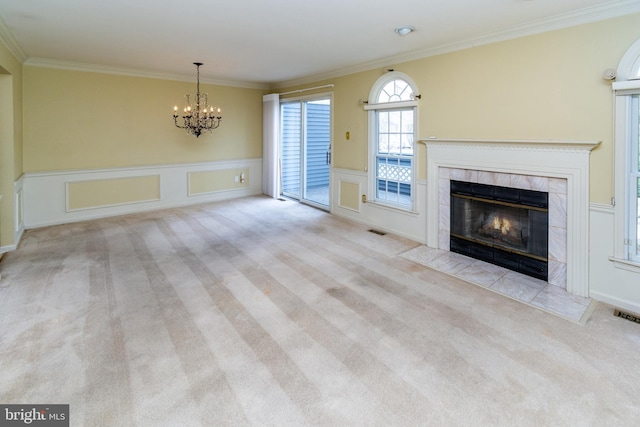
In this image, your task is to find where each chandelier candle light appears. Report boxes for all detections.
[173,62,222,137]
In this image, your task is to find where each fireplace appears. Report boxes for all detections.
[449,180,549,280]
[425,139,600,297]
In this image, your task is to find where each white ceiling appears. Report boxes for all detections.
[0,0,638,88]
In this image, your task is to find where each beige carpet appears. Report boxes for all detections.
[1,196,639,426]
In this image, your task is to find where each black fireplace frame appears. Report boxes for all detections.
[449,180,549,281]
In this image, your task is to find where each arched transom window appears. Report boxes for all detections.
[377,79,414,103]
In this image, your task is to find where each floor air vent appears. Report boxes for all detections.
[614,308,640,324]
[368,229,386,236]
[278,198,287,202]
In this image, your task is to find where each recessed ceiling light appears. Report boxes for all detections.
[394,26,415,36]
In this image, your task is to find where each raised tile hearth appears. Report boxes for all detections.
[401,245,593,322]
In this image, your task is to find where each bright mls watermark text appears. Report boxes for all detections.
[0,405,68,426]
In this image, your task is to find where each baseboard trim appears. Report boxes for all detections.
[25,192,258,230]
[0,244,18,254]
[590,290,640,315]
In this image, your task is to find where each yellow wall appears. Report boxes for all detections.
[0,41,23,248]
[10,12,640,235]
[23,67,264,172]
[280,13,640,204]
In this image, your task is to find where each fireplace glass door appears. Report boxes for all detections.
[450,181,549,280]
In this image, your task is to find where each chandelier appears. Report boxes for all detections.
[172,62,222,137]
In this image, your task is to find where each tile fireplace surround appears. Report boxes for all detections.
[424,139,601,298]
[445,169,562,285]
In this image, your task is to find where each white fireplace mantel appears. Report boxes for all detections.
[420,138,601,151]
[422,138,601,297]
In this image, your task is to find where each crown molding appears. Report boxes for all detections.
[4,0,638,89]
[22,58,270,90]
[0,15,26,63]
[271,0,640,89]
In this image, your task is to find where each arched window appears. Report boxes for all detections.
[613,38,640,266]
[377,79,415,103]
[365,72,419,210]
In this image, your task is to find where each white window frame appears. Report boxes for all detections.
[628,95,639,263]
[612,38,640,269]
[365,72,419,211]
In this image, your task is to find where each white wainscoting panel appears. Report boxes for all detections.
[23,159,262,229]
[14,176,24,244]
[331,168,427,243]
[589,203,640,313]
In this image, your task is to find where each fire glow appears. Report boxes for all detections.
[492,216,511,235]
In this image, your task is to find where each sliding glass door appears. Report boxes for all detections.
[281,97,331,208]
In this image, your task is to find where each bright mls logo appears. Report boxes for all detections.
[0,405,68,426]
